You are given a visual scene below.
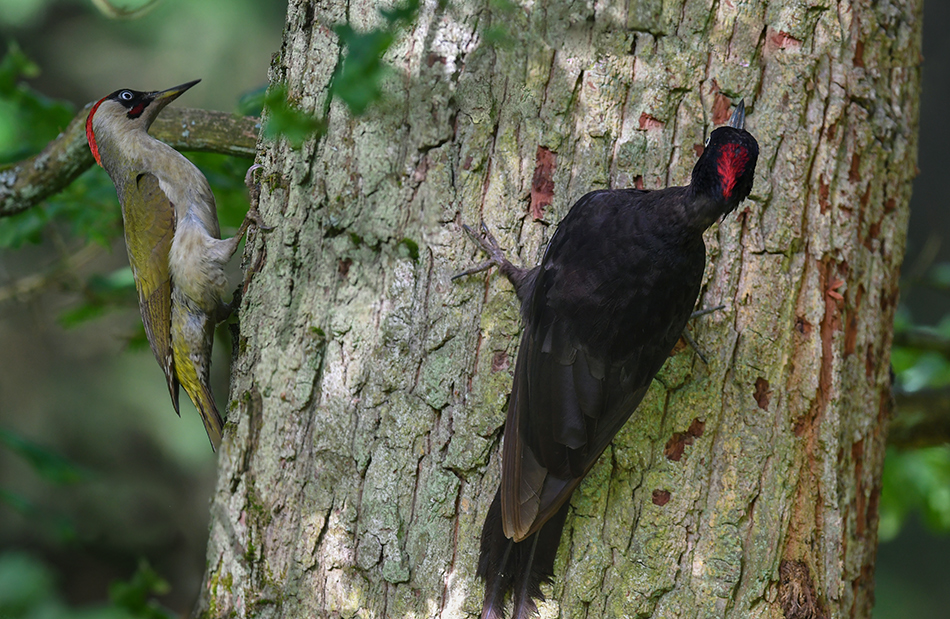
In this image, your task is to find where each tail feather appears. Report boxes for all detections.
[165,372,181,416]
[176,353,223,450]
[478,490,571,619]
[191,380,223,450]
[478,492,512,619]
[171,302,224,450]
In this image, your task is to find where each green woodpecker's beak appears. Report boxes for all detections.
[728,99,746,130]
[150,79,200,106]
[142,79,200,126]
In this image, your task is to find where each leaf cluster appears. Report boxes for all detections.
[262,0,420,146]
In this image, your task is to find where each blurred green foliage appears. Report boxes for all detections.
[883,294,950,541]
[0,428,81,542]
[0,553,174,619]
[261,84,325,149]
[0,41,73,162]
[0,429,84,486]
[891,310,950,391]
[880,446,950,540]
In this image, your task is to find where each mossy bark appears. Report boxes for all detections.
[196,0,921,617]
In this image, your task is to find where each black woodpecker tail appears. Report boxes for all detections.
[477,491,571,619]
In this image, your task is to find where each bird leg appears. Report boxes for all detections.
[222,165,275,318]
[690,304,725,320]
[453,222,532,298]
[241,164,273,235]
[682,304,726,364]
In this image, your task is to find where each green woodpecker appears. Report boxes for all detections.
[85,79,264,449]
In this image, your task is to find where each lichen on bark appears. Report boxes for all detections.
[197,0,921,617]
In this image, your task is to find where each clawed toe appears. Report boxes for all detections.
[247,207,274,232]
[683,304,726,364]
[243,165,274,232]
[454,221,510,280]
[690,304,725,320]
[245,163,263,190]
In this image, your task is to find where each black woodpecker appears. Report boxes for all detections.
[457,101,759,619]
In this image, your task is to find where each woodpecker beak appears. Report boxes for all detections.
[728,100,746,130]
[149,79,200,108]
[141,79,200,126]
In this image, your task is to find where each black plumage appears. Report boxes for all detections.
[458,102,759,619]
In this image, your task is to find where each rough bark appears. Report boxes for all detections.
[197,0,921,617]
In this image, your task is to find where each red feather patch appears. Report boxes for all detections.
[128,102,147,118]
[717,143,749,198]
[85,97,107,167]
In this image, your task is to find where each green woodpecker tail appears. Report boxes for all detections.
[171,299,222,448]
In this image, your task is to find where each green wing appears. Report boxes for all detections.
[121,172,179,414]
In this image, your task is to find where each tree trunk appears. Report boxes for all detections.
[195,0,921,617]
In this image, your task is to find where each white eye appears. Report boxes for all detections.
[119,90,134,101]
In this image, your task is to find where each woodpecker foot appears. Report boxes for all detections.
[680,329,709,365]
[682,305,726,364]
[244,164,274,232]
[453,222,513,281]
[245,207,273,232]
[245,164,262,199]
[690,304,725,320]
[218,293,239,323]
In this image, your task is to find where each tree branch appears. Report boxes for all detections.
[892,327,950,359]
[0,106,260,218]
[890,388,950,449]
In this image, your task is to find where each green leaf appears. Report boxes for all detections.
[380,0,420,24]
[0,41,39,95]
[0,551,56,616]
[237,85,267,117]
[108,560,174,619]
[262,85,326,148]
[880,446,950,540]
[0,429,84,485]
[0,48,74,163]
[0,208,48,248]
[329,0,420,115]
[399,237,419,262]
[331,25,395,114]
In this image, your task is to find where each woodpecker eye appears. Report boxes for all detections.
[119,91,134,101]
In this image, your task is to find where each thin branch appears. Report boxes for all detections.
[892,328,950,359]
[0,106,260,218]
[890,388,950,449]
[0,243,104,304]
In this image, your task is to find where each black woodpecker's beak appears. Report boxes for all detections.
[728,99,746,130]
[142,79,200,126]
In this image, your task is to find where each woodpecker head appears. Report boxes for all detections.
[86,79,200,167]
[690,100,759,213]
